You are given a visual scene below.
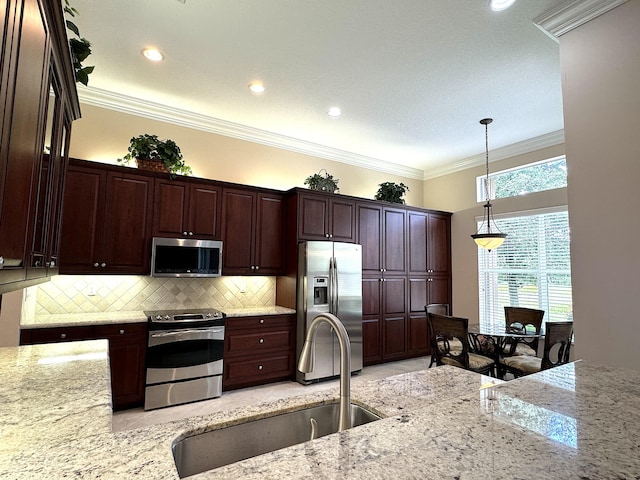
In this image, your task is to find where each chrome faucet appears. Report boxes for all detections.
[297,313,352,431]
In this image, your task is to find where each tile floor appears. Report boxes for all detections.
[112,356,432,432]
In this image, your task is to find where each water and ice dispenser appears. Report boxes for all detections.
[313,276,329,306]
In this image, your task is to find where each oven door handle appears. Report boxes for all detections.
[149,327,224,346]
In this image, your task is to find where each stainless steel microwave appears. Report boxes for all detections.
[151,237,223,277]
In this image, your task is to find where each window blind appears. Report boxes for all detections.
[478,209,573,330]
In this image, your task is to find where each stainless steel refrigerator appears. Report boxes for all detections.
[296,241,362,384]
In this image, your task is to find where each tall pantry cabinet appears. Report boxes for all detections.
[0,0,80,293]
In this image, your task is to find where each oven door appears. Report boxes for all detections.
[146,326,224,385]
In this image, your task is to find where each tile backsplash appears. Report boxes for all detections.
[31,275,276,315]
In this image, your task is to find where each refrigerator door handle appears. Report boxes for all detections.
[332,256,339,316]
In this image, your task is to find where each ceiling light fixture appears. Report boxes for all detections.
[248,82,265,94]
[327,107,342,118]
[142,48,164,62]
[471,118,507,251]
[489,0,516,12]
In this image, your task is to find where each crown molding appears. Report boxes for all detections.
[423,130,565,180]
[534,0,628,40]
[77,86,425,180]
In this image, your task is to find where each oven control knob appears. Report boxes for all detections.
[206,313,212,318]
[155,315,162,321]
[164,315,171,321]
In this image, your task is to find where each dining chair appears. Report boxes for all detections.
[503,306,545,357]
[427,313,495,377]
[499,321,573,378]
[425,304,451,367]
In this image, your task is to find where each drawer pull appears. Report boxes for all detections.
[259,338,264,344]
[258,365,263,370]
[119,329,125,335]
[259,319,265,324]
[60,333,66,339]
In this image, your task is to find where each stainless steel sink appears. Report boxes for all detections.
[172,403,381,478]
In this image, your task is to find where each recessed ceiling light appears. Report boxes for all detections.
[142,48,164,62]
[489,0,516,11]
[327,107,342,118]
[248,82,265,94]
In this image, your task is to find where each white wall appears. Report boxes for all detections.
[560,0,640,369]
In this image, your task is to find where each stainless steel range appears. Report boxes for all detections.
[144,308,225,410]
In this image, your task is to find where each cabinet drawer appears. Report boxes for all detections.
[224,353,293,385]
[22,326,95,344]
[95,323,147,338]
[227,330,292,355]
[226,314,294,332]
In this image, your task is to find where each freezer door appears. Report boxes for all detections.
[333,242,363,373]
[298,241,335,382]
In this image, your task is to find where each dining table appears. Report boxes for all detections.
[468,323,544,378]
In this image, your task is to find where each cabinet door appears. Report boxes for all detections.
[152,180,188,237]
[356,202,383,275]
[382,276,407,359]
[0,0,49,284]
[221,188,255,274]
[362,317,382,364]
[59,167,105,273]
[408,314,429,354]
[188,183,221,239]
[329,198,355,242]
[298,194,328,240]
[254,193,283,274]
[428,275,451,306]
[428,213,451,275]
[408,211,428,275]
[95,323,147,411]
[101,172,153,274]
[383,207,406,274]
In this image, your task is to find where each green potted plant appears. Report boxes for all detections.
[118,134,192,177]
[304,169,339,193]
[64,0,94,85]
[374,182,409,204]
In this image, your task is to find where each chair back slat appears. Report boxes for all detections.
[504,306,545,352]
[541,321,573,370]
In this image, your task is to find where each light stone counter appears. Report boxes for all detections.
[21,306,296,329]
[220,306,296,317]
[2,341,639,479]
[21,311,148,328]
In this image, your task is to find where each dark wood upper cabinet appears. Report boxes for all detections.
[59,164,153,275]
[356,202,406,275]
[427,212,451,275]
[297,192,355,242]
[0,0,79,292]
[153,179,221,239]
[222,187,284,275]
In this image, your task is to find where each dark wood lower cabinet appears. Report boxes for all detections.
[223,314,295,390]
[20,323,147,410]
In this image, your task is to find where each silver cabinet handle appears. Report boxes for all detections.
[259,319,265,324]
[119,329,125,335]
[255,265,259,271]
[100,263,106,268]
[94,263,99,267]
[258,365,263,370]
[182,231,188,235]
[60,333,67,339]
[259,338,264,344]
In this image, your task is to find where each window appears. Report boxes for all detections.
[478,208,573,330]
[477,156,567,202]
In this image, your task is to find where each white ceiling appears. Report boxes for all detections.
[71,0,566,179]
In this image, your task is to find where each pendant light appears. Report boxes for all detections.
[471,118,507,251]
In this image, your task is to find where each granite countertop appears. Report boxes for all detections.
[2,341,639,479]
[21,306,296,328]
